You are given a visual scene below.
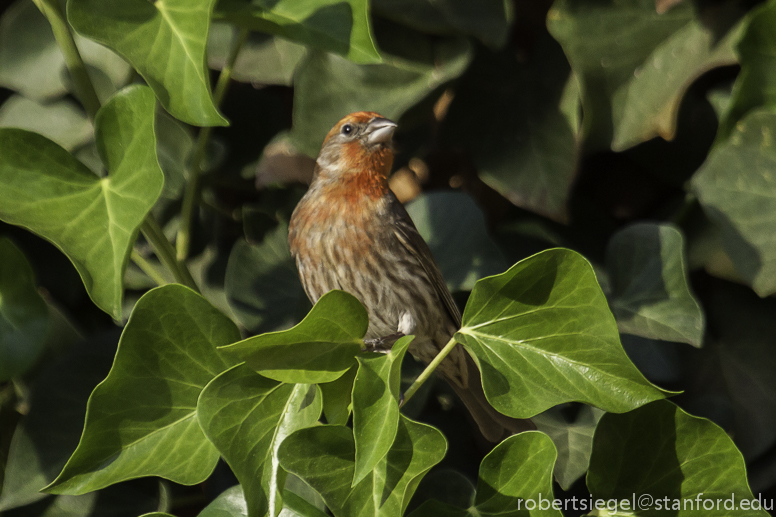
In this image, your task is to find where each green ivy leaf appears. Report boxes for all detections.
[197,365,322,517]
[588,400,768,516]
[225,224,309,335]
[198,485,248,517]
[456,248,669,419]
[548,0,741,151]
[409,432,561,517]
[351,336,412,486]
[290,33,472,157]
[0,85,163,319]
[0,238,49,382]
[44,285,240,494]
[718,0,776,141]
[68,0,227,126]
[214,0,380,64]
[278,417,446,517]
[606,223,704,347]
[219,290,366,384]
[372,0,512,49]
[406,193,507,292]
[319,366,357,426]
[693,108,776,296]
[198,483,329,517]
[442,34,579,222]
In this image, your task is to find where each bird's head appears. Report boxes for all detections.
[315,111,397,180]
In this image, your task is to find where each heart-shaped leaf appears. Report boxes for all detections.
[198,365,322,517]
[0,238,49,382]
[456,248,669,419]
[352,336,412,486]
[588,400,768,516]
[68,0,227,126]
[214,0,379,64]
[409,431,561,516]
[278,417,446,517]
[219,290,367,384]
[0,85,163,319]
[45,285,240,494]
[606,223,704,347]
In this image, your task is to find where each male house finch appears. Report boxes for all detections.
[288,111,532,441]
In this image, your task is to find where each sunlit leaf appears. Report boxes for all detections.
[45,285,240,494]
[351,336,411,486]
[279,417,446,517]
[0,85,163,318]
[68,0,227,126]
[456,248,669,419]
[220,290,366,384]
[198,365,322,517]
[409,432,561,517]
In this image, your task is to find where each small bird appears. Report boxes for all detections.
[288,111,533,441]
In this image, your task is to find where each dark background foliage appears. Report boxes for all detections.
[1,0,775,515]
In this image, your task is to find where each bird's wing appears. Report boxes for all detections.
[389,194,462,328]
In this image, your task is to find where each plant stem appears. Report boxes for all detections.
[130,250,169,287]
[401,336,459,406]
[176,28,249,261]
[32,0,101,120]
[35,0,199,292]
[141,217,199,292]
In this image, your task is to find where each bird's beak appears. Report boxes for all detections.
[365,118,397,145]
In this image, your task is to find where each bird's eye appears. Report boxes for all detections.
[341,124,353,135]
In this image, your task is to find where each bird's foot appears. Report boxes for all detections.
[364,332,405,354]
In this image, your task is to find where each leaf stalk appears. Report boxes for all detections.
[32,0,102,120]
[401,335,459,406]
[141,217,199,292]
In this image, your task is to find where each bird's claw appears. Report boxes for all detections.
[364,332,405,354]
[364,337,392,354]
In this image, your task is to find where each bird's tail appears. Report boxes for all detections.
[448,352,535,442]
